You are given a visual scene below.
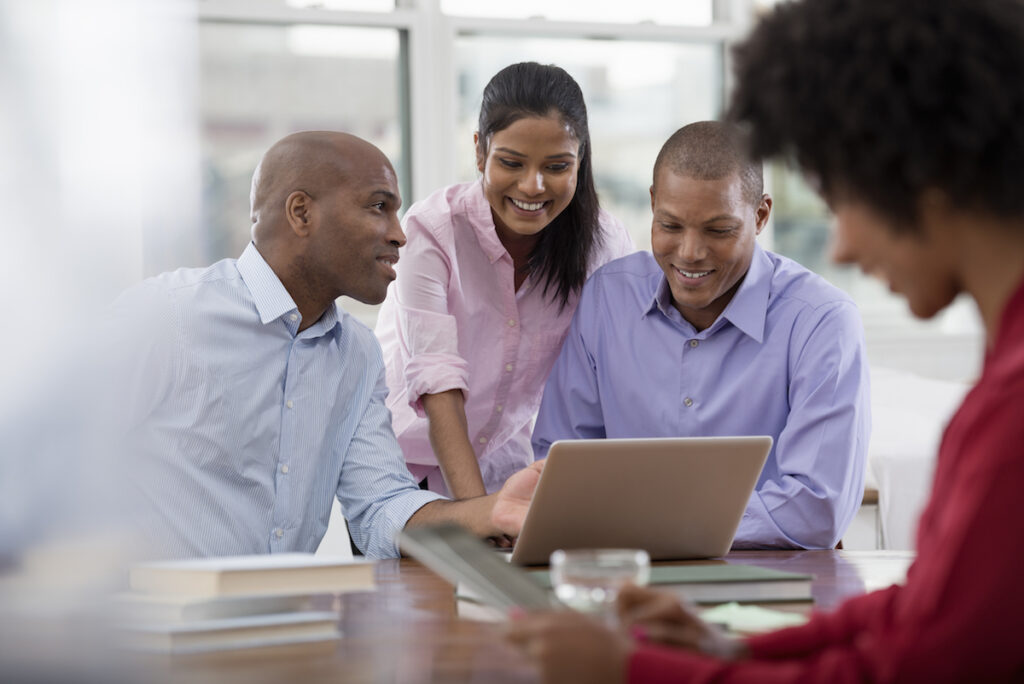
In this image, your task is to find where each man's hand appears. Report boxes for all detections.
[405,460,543,542]
[617,585,747,660]
[490,460,545,537]
[506,609,630,684]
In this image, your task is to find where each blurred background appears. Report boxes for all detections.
[0,0,982,390]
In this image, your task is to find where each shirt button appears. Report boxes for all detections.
[507,319,517,327]
[689,340,699,348]
[281,464,289,474]
[495,404,503,413]
[478,437,487,444]
[505,363,514,372]
[286,400,294,409]
[684,397,694,407]
[289,313,298,322]
[274,528,283,539]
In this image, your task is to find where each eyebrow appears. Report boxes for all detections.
[493,146,577,160]
[702,214,741,224]
[369,189,401,208]
[654,209,741,224]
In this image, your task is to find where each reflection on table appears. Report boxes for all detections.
[150,550,914,684]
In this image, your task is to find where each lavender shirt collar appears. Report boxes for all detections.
[644,242,771,343]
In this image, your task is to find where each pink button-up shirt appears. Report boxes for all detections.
[375,180,634,494]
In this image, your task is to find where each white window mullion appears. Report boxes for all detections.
[403,0,458,203]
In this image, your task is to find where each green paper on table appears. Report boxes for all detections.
[529,564,810,587]
[528,564,813,604]
[700,602,809,634]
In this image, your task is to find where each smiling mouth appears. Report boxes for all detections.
[377,254,399,276]
[508,197,548,212]
[674,267,714,280]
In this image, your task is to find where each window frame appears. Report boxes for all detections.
[197,0,748,207]
[196,0,982,381]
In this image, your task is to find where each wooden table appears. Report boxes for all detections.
[154,550,914,684]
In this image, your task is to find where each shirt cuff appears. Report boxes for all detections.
[405,354,470,417]
[362,489,447,559]
[731,498,803,550]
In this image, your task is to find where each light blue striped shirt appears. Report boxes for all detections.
[124,243,443,559]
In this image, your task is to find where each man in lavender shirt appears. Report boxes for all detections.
[532,121,870,549]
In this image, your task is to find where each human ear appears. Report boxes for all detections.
[474,132,486,174]
[285,191,313,237]
[754,193,772,235]
[649,185,656,212]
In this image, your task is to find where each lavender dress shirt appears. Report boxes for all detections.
[532,246,870,549]
[375,180,634,495]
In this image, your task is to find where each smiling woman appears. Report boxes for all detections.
[374,62,634,500]
[477,114,580,289]
[479,115,578,232]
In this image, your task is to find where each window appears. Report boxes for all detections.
[768,165,982,380]
[285,0,394,10]
[195,1,735,325]
[454,36,721,251]
[188,0,981,379]
[197,22,404,268]
[441,0,713,26]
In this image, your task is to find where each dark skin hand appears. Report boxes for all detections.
[506,584,748,683]
[506,609,633,684]
[617,584,748,659]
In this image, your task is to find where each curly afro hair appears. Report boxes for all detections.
[728,0,1024,232]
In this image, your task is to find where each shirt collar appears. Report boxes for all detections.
[464,179,511,265]
[236,242,340,336]
[644,243,771,343]
[720,243,770,343]
[646,276,674,318]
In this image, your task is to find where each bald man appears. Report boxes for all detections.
[532,121,870,549]
[121,131,539,559]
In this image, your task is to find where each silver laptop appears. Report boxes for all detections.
[509,436,772,566]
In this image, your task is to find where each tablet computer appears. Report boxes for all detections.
[398,523,561,611]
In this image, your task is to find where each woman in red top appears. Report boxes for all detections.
[507,1,1024,682]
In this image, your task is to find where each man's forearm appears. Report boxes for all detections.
[402,459,544,542]
[405,494,500,538]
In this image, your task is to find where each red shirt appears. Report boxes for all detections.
[629,277,1024,683]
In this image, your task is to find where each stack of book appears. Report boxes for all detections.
[115,553,375,657]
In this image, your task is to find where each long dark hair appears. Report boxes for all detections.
[477,62,603,309]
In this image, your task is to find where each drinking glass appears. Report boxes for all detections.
[549,548,651,620]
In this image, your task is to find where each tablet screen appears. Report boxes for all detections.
[399,524,561,611]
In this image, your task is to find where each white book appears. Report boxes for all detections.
[112,592,316,623]
[122,610,340,654]
[129,553,375,598]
